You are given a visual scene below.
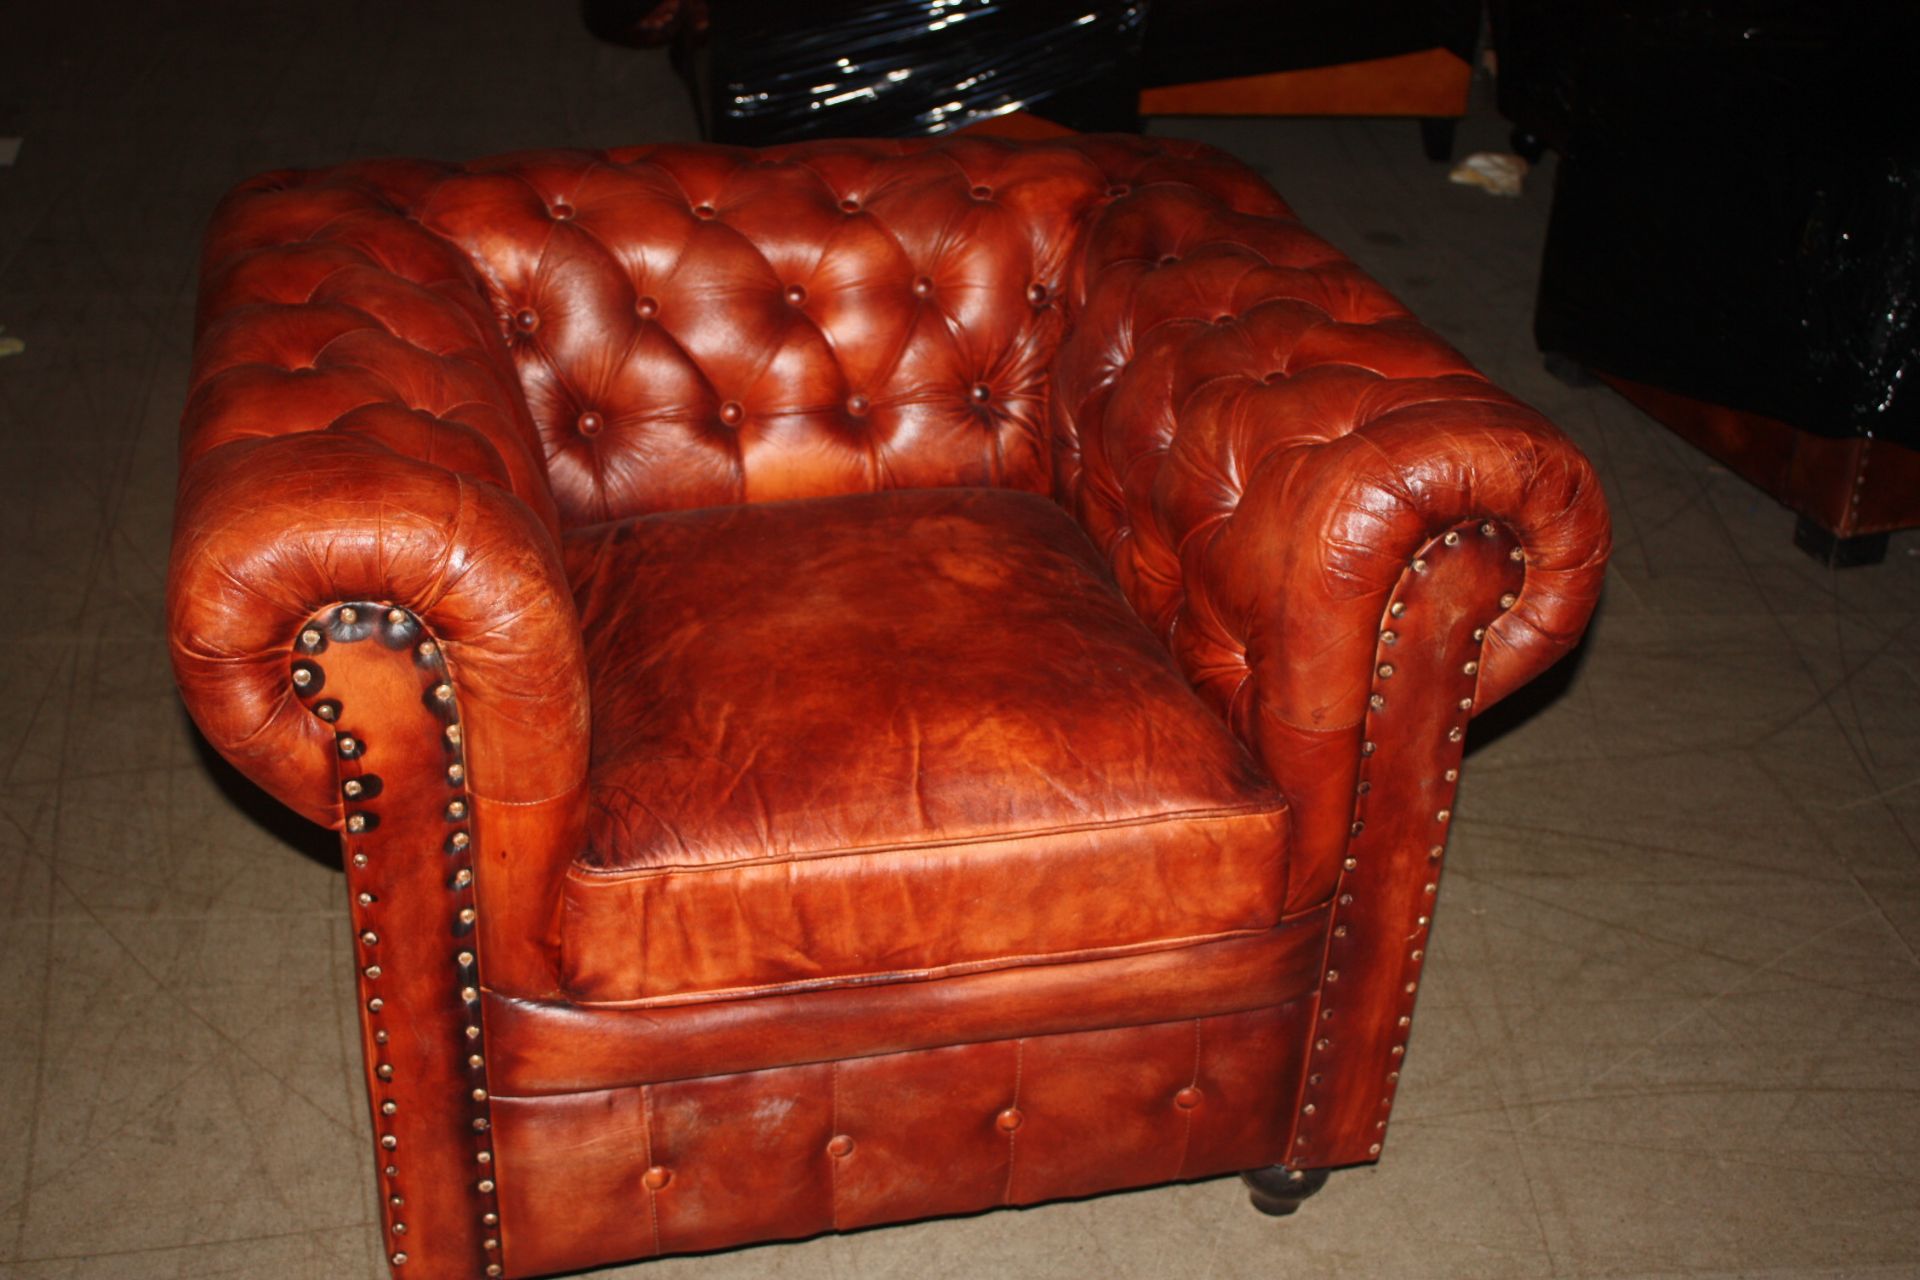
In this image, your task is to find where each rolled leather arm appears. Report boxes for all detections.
[168,433,589,830]
[1055,183,1611,905]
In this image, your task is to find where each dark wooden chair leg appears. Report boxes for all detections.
[1241,1165,1331,1217]
[1794,516,1890,568]
[1419,117,1457,163]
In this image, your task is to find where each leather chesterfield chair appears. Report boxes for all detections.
[167,133,1609,1279]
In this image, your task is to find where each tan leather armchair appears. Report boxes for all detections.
[167,133,1610,1279]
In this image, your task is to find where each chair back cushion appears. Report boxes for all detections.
[407,136,1284,525]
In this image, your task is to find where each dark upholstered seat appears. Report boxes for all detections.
[560,487,1289,1003]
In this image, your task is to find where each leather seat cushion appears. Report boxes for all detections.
[559,487,1290,1004]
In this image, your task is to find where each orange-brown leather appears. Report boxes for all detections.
[166,132,1612,1280]
[561,486,1288,1003]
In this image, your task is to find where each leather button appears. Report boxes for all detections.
[692,203,716,219]
[576,411,603,437]
[969,383,992,405]
[642,1165,671,1190]
[970,184,993,199]
[1026,282,1049,306]
[550,202,574,220]
[635,296,659,320]
[1174,1086,1203,1110]
[995,1107,1023,1132]
[845,394,870,418]
[718,401,745,427]
[785,284,807,306]
[1214,314,1235,325]
[839,197,861,213]
[826,1134,854,1158]
[1158,254,1180,267]
[513,308,538,331]
[912,275,934,298]
[1107,183,1131,197]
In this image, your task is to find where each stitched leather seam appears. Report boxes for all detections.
[569,799,1288,879]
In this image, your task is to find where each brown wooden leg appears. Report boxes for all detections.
[1794,516,1890,568]
[1241,1166,1331,1217]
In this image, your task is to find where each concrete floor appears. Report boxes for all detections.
[3,4,1918,1278]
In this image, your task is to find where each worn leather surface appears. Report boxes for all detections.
[491,1003,1304,1275]
[562,486,1289,1003]
[166,131,1612,1280]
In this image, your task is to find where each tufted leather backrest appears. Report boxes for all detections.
[188,135,1288,530]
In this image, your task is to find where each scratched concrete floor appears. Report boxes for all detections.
[2,4,1917,1278]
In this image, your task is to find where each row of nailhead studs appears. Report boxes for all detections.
[295,605,503,1276]
[562,379,1016,441]
[1292,522,1521,1161]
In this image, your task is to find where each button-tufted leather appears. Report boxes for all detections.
[167,129,1609,1280]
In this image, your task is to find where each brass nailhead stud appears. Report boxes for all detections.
[365,965,381,979]
[1370,1143,1383,1155]
[446,724,461,743]
[1463,660,1479,675]
[378,1064,393,1079]
[447,800,467,819]
[357,892,374,906]
[1448,727,1464,742]
[1378,663,1394,678]
[1302,1102,1317,1115]
[293,668,312,687]
[361,931,378,946]
[382,1101,396,1115]
[390,1195,404,1207]
[462,987,479,1002]
[487,1267,502,1278]
[459,908,477,925]
[347,815,367,833]
[1342,856,1358,871]
[1369,693,1385,709]
[1412,558,1428,573]
[458,951,475,966]
[484,1212,499,1225]
[478,1179,496,1193]
[392,1222,407,1235]
[418,641,437,657]
[387,608,407,624]
[472,1118,489,1132]
[1389,601,1406,617]
[1326,969,1339,982]
[433,684,453,702]
[1480,522,1496,536]
[1443,531,1460,546]
[375,1030,389,1044]
[484,1238,498,1250]
[301,629,322,647]
[473,1088,488,1102]
[1458,698,1473,711]
[1361,741,1376,755]
[1510,546,1525,561]
[392,1254,406,1267]
[1445,767,1459,780]
[1473,627,1486,641]
[1391,1046,1405,1057]
[466,1025,481,1040]
[1418,915,1430,926]
[448,763,465,782]
[344,780,363,797]
[452,832,471,849]
[1499,593,1517,609]
[352,853,368,868]
[368,998,383,1012]
[339,607,359,624]
[1399,1016,1412,1027]
[1429,845,1443,859]
[455,869,473,888]
[1333,925,1348,938]
[1350,819,1364,835]
[1381,630,1397,645]
[478,1151,492,1164]
[337,737,358,756]
[1412,949,1424,961]
[470,1054,484,1068]
[381,1135,397,1149]
[1437,809,1451,822]
[1406,982,1418,994]
[385,1164,397,1177]
[1314,1038,1330,1051]
[1339,893,1354,906]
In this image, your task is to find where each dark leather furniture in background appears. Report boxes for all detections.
[168,133,1610,1277]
